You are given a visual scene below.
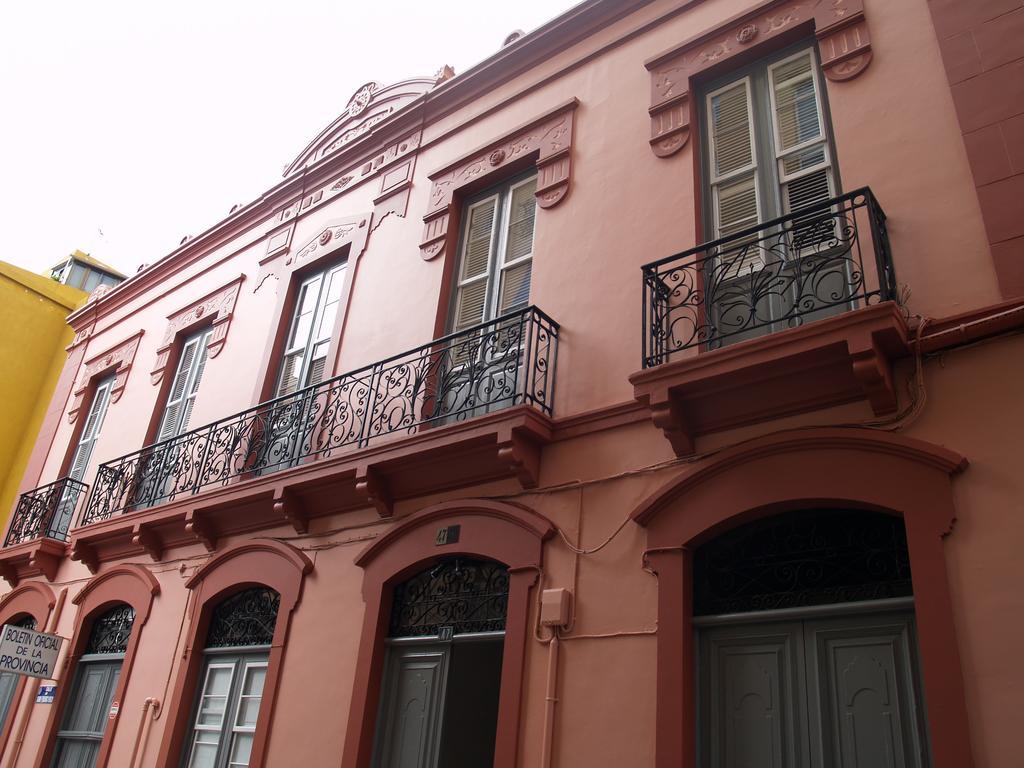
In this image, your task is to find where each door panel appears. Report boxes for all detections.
[375,645,450,768]
[701,623,808,768]
[700,612,927,768]
[805,614,925,768]
[53,661,120,768]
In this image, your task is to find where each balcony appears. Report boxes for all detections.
[67,306,559,570]
[0,478,88,584]
[631,188,910,456]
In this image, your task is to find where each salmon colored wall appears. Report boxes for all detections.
[2,0,1020,766]
[0,264,84,528]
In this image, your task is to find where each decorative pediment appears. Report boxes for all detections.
[645,0,872,157]
[150,276,245,385]
[284,78,437,175]
[68,331,144,423]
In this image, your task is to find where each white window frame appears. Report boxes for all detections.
[449,173,538,333]
[275,261,346,397]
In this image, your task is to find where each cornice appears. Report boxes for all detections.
[66,0,666,331]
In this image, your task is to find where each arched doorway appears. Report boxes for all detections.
[693,509,928,767]
[52,604,135,767]
[373,557,508,768]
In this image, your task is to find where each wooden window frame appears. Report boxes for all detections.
[155,540,312,768]
[340,499,554,768]
[631,427,975,768]
[34,564,159,768]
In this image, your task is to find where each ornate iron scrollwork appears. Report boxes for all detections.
[10,615,36,631]
[86,605,136,654]
[206,588,280,648]
[693,509,913,616]
[641,188,897,366]
[80,306,559,524]
[389,558,509,638]
[6,477,88,545]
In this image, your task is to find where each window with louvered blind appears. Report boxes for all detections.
[450,174,537,334]
[702,46,836,248]
[156,328,213,443]
[275,262,346,397]
[66,375,114,482]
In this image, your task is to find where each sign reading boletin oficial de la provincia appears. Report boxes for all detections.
[0,624,63,680]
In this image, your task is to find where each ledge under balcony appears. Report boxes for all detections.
[631,188,909,457]
[0,478,87,585]
[67,306,559,571]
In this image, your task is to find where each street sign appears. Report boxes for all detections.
[0,624,63,680]
[37,685,56,703]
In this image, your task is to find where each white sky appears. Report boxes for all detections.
[0,0,580,277]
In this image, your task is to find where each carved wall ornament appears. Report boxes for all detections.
[150,276,244,386]
[345,82,380,118]
[737,24,759,43]
[257,214,371,289]
[645,0,872,157]
[420,99,578,261]
[68,331,144,423]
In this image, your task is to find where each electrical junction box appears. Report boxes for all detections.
[539,588,572,627]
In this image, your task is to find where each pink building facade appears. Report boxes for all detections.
[0,0,1022,766]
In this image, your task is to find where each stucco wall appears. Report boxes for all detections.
[0,264,83,530]
[1,0,1020,766]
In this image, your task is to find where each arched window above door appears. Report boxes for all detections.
[389,557,509,638]
[693,508,912,616]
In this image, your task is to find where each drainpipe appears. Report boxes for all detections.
[540,633,560,768]
[128,698,160,768]
[6,587,67,768]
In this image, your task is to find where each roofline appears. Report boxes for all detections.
[68,0,656,329]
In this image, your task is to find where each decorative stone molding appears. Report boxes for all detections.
[68,331,143,423]
[258,215,371,289]
[150,276,244,386]
[645,0,872,157]
[420,99,578,261]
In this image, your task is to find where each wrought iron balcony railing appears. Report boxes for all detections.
[6,477,88,545]
[641,188,897,367]
[81,305,559,525]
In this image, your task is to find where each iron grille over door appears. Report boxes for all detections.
[693,508,913,617]
[389,558,510,638]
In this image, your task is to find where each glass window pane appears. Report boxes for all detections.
[229,732,254,767]
[498,262,532,314]
[188,739,220,768]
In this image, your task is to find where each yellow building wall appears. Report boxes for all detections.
[0,262,86,530]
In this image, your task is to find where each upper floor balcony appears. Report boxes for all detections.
[1,306,559,579]
[0,477,88,583]
[631,188,911,456]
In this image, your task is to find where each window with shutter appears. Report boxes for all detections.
[449,174,537,333]
[275,262,346,397]
[703,46,835,240]
[699,44,843,345]
[67,376,115,482]
[157,328,213,443]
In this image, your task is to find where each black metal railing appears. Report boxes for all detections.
[6,477,88,545]
[81,306,559,525]
[641,188,897,367]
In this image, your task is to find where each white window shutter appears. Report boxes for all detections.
[157,330,210,442]
[453,198,497,332]
[498,179,537,314]
[67,377,113,481]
